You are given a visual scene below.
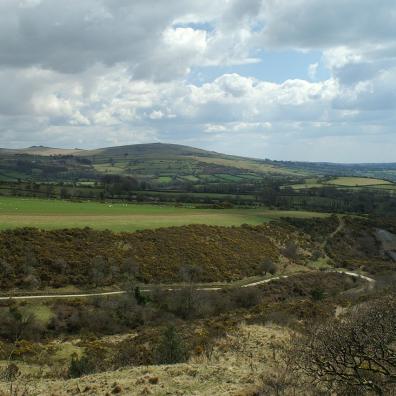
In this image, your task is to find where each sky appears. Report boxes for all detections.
[0,0,396,162]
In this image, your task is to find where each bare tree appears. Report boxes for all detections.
[21,274,40,290]
[0,259,13,277]
[179,264,202,284]
[121,257,140,281]
[89,255,107,287]
[52,258,68,274]
[175,265,203,319]
[292,296,396,395]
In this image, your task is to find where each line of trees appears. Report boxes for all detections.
[1,171,396,215]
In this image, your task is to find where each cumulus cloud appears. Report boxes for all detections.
[308,63,318,80]
[260,0,396,50]
[0,0,395,161]
[0,0,246,78]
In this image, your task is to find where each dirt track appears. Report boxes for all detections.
[0,270,374,301]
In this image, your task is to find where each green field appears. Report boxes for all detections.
[0,197,328,232]
[290,182,324,190]
[289,176,394,190]
[325,176,392,187]
[191,156,307,176]
[155,176,173,183]
[178,175,200,182]
[215,173,243,182]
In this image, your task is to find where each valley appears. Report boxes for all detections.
[2,2,396,393]
[0,144,395,395]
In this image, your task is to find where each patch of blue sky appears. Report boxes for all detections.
[188,49,330,85]
[173,21,215,32]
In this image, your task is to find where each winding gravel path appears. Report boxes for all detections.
[0,270,375,301]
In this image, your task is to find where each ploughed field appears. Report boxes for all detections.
[0,196,328,231]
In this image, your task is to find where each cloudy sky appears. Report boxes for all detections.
[1,0,395,162]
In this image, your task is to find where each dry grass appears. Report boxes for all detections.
[0,324,290,396]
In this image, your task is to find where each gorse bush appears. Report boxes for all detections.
[309,288,324,301]
[68,343,108,378]
[0,224,292,290]
[3,217,388,291]
[68,353,96,378]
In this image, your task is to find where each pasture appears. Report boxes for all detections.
[325,176,392,187]
[0,196,328,232]
[289,176,394,190]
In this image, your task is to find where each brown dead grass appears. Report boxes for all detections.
[0,324,289,396]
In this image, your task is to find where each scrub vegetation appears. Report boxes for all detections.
[0,144,396,395]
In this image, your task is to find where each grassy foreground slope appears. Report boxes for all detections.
[0,272,373,396]
[0,324,290,396]
[0,196,328,231]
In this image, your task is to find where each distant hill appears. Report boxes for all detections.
[0,143,218,158]
[79,143,223,159]
[0,142,302,180]
[0,145,84,156]
[1,142,396,184]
